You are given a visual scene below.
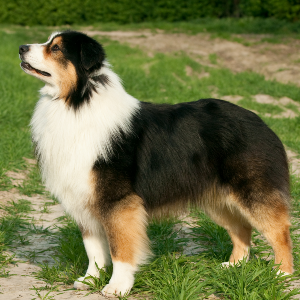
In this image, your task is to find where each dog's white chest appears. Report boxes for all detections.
[31,97,101,208]
[30,90,139,215]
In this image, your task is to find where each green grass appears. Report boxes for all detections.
[0,231,15,277]
[0,29,46,174]
[136,255,210,300]
[148,219,187,256]
[261,117,300,154]
[0,26,299,299]
[1,199,33,215]
[209,53,218,65]
[82,18,300,36]
[0,200,35,276]
[16,165,46,196]
[285,103,300,112]
[36,217,88,285]
[238,98,285,115]
[208,259,299,300]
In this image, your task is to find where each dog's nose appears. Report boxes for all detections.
[19,45,30,54]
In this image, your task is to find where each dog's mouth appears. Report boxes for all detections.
[21,61,51,77]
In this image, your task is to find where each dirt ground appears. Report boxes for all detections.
[1,30,300,299]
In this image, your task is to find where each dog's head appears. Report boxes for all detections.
[19,31,108,109]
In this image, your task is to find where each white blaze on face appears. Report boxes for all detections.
[45,31,62,45]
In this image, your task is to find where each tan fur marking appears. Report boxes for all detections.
[227,192,294,273]
[204,195,252,263]
[52,36,63,46]
[87,170,151,265]
[43,36,77,101]
[43,36,63,59]
[105,195,151,265]
[149,181,229,219]
[58,62,77,100]
[262,211,294,274]
[228,226,251,263]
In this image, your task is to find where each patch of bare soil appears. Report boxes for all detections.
[87,30,300,86]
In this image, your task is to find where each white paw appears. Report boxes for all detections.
[101,282,132,298]
[221,255,249,268]
[221,261,244,268]
[74,276,91,290]
[276,270,291,276]
[221,261,231,268]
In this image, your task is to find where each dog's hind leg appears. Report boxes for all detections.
[74,222,111,290]
[263,222,293,275]
[246,200,293,274]
[101,194,151,298]
[227,192,294,274]
[226,224,252,265]
[205,204,252,265]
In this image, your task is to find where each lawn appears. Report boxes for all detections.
[0,24,299,299]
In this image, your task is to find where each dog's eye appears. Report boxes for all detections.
[51,44,60,52]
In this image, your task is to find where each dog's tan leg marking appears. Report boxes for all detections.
[228,225,252,263]
[101,194,151,298]
[228,194,293,274]
[205,203,251,265]
[255,206,293,274]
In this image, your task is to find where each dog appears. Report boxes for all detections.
[19,30,294,297]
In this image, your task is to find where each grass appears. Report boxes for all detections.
[209,53,218,65]
[0,25,299,299]
[77,18,300,37]
[36,218,88,286]
[0,29,45,174]
[285,103,299,113]
[0,231,15,278]
[31,285,58,300]
[2,199,33,215]
[17,165,46,196]
[136,255,210,300]
[0,199,35,277]
[238,98,285,115]
[209,259,299,300]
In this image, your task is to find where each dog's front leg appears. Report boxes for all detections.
[74,223,111,290]
[101,194,151,298]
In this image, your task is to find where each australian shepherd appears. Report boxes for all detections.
[19,31,293,297]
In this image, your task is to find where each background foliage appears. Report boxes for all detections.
[1,0,300,25]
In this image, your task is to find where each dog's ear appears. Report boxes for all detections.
[80,38,105,70]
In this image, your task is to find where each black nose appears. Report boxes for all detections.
[19,45,29,54]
